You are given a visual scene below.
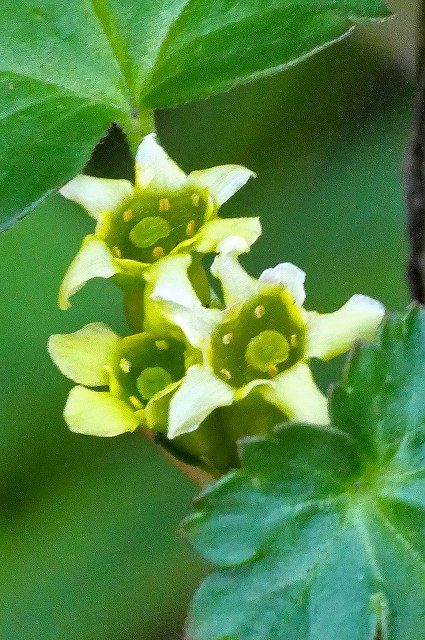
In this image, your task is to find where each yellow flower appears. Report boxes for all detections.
[146,238,385,438]
[58,133,259,310]
[48,322,189,437]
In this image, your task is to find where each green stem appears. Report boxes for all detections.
[124,108,156,154]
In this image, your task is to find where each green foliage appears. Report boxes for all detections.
[184,308,425,640]
[140,0,391,107]
[0,41,410,638]
[0,0,389,231]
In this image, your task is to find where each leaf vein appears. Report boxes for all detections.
[0,94,72,123]
[0,70,124,112]
[374,504,425,571]
[89,0,135,108]
[144,7,352,92]
[351,510,385,582]
[139,0,198,96]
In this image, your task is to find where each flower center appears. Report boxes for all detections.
[209,286,306,388]
[111,334,186,409]
[245,330,290,373]
[136,367,173,400]
[98,190,209,263]
[129,217,170,248]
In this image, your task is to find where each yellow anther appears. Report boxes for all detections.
[268,365,279,377]
[119,358,131,374]
[129,395,143,410]
[220,368,232,380]
[290,334,298,347]
[191,193,200,206]
[112,246,122,258]
[159,198,170,211]
[254,305,265,318]
[186,219,196,236]
[222,333,233,345]
[152,246,165,260]
[123,209,134,222]
[155,340,169,351]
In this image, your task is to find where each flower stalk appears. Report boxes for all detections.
[122,108,156,153]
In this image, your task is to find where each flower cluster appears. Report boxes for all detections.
[49,134,385,474]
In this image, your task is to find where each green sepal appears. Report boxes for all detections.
[154,390,287,476]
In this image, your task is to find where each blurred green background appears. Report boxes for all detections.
[0,2,416,637]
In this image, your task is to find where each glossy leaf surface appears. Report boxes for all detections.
[0,0,389,230]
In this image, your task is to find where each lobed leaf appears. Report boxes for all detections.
[1,0,389,230]
[184,307,425,640]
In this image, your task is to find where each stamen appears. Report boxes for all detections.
[254,305,265,318]
[119,358,131,373]
[290,334,298,348]
[220,368,232,380]
[123,209,134,222]
[129,395,143,410]
[222,333,233,345]
[268,365,279,377]
[155,340,169,351]
[112,246,122,258]
[159,198,170,211]
[191,193,200,206]
[152,246,165,260]
[186,219,196,236]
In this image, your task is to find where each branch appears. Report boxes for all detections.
[405,0,425,302]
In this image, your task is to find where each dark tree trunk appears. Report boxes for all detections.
[405,0,425,302]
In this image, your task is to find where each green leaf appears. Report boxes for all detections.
[141,0,391,108]
[1,0,389,231]
[184,307,425,640]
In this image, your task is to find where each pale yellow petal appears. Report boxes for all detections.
[211,250,257,306]
[194,217,261,253]
[48,323,119,386]
[135,133,187,191]
[144,254,198,309]
[259,263,306,306]
[144,255,221,347]
[168,365,235,439]
[306,294,385,360]
[187,165,255,207]
[64,387,140,436]
[262,363,329,424]
[58,235,118,310]
[60,175,134,220]
[145,380,182,431]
